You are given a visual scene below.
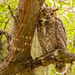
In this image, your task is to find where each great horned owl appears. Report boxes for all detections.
[37,4,67,74]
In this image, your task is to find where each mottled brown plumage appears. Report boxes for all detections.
[37,4,67,74]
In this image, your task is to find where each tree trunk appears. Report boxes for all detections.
[2,0,45,75]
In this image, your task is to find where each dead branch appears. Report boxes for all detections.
[8,5,17,21]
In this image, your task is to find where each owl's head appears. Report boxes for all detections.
[40,4,59,23]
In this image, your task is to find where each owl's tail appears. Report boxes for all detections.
[55,62,66,74]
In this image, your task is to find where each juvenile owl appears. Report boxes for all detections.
[37,4,67,74]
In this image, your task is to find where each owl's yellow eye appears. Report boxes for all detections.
[50,13,53,15]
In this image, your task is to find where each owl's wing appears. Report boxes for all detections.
[55,17,67,50]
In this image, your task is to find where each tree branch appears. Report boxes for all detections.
[8,5,17,21]
[4,19,10,30]
[8,49,75,72]
[0,19,10,39]
[1,48,75,74]
[23,49,75,70]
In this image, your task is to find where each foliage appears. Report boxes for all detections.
[0,0,19,31]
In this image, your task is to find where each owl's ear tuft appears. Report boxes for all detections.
[40,4,46,12]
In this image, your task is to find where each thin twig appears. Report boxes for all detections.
[4,19,10,30]
[1,19,10,39]
[8,5,16,21]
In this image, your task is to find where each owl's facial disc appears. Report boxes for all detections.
[43,9,54,21]
[40,7,59,23]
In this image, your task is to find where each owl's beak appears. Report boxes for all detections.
[47,15,50,20]
[45,21,49,25]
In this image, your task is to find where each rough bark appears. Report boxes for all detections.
[1,0,45,75]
